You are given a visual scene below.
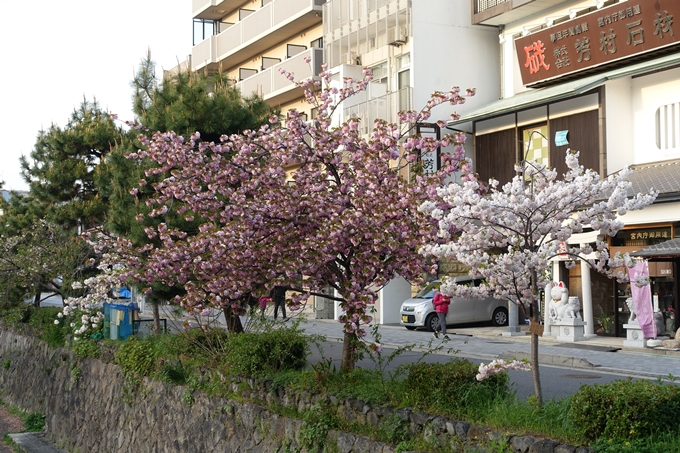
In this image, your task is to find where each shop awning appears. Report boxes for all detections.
[630,238,680,258]
[450,53,680,127]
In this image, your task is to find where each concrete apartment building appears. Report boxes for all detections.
[190,0,326,117]
[450,0,680,340]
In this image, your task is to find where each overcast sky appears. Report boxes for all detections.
[0,0,191,191]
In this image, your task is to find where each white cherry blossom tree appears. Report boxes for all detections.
[420,150,656,402]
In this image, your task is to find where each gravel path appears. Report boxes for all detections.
[0,405,25,452]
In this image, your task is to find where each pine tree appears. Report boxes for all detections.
[14,100,123,234]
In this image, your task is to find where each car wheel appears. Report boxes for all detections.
[492,307,508,326]
[405,326,416,331]
[425,313,440,332]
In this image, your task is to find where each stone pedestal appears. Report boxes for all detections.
[552,318,587,342]
[623,322,647,348]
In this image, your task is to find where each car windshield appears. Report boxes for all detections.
[415,281,439,298]
[414,279,476,298]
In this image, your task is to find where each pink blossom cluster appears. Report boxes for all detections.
[476,359,532,381]
[119,61,474,343]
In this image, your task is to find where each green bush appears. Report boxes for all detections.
[222,326,309,377]
[402,359,510,413]
[175,327,229,357]
[71,338,101,359]
[24,412,45,431]
[569,379,680,441]
[590,432,680,453]
[28,307,69,347]
[0,305,31,324]
[114,336,159,378]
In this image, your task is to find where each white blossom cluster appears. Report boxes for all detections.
[420,150,657,310]
[55,233,126,341]
[476,359,532,381]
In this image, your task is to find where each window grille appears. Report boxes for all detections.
[656,102,680,150]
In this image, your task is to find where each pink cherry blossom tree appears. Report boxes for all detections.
[420,150,656,403]
[123,63,474,369]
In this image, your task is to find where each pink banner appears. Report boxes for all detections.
[628,262,657,339]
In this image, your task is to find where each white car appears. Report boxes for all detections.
[399,278,508,331]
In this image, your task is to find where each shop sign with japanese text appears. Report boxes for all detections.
[515,0,679,85]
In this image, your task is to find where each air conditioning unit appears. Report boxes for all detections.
[388,26,408,47]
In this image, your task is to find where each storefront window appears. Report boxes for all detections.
[522,125,549,166]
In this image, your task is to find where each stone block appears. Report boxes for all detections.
[661,339,680,349]
[512,436,536,453]
[529,439,560,453]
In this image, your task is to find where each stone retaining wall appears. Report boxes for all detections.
[0,329,590,452]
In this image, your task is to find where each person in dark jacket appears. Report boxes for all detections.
[271,286,288,321]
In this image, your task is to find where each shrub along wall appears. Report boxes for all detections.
[0,328,590,453]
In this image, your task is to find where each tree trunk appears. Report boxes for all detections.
[32,292,41,308]
[340,332,358,371]
[223,306,244,334]
[529,296,543,405]
[152,301,161,333]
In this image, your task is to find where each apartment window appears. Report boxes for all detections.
[522,125,550,167]
[368,62,388,99]
[311,107,319,120]
[398,53,410,69]
[369,62,388,82]
[287,44,307,59]
[193,19,219,46]
[398,69,410,111]
[656,102,680,150]
[239,68,258,81]
[310,37,323,49]
[261,57,281,70]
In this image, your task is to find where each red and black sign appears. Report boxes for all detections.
[515,0,680,85]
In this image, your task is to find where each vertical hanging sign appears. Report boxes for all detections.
[416,123,441,175]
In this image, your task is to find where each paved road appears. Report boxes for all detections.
[297,318,680,401]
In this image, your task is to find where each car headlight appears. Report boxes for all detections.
[415,302,429,314]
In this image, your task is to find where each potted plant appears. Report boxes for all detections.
[597,313,614,334]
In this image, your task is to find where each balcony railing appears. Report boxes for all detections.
[474,0,510,14]
[236,48,323,104]
[343,87,412,135]
[192,0,324,72]
[323,0,410,70]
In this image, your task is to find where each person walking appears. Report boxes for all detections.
[432,288,451,340]
[258,295,270,319]
[272,286,288,321]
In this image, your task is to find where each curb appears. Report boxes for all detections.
[499,350,598,369]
